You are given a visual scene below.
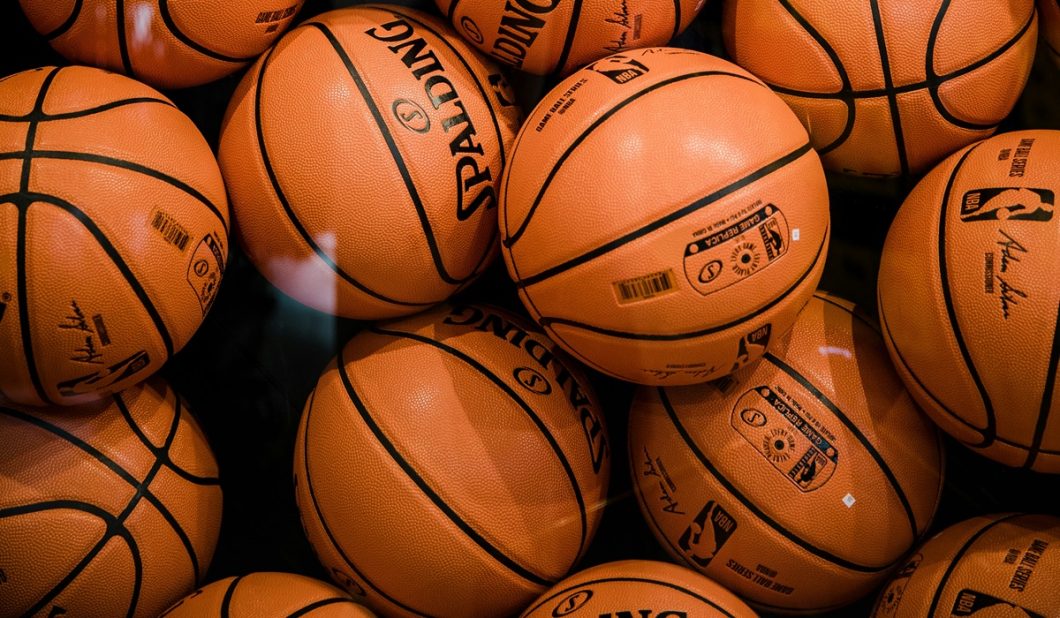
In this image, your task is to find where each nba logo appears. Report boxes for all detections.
[588,55,650,84]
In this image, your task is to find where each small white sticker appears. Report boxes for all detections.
[843,493,856,508]
[792,228,801,241]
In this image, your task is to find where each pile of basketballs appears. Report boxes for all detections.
[1,0,1059,616]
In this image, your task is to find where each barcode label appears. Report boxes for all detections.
[151,210,190,252]
[613,269,677,304]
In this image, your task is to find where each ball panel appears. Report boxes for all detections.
[0,68,51,116]
[932,0,1035,77]
[894,90,994,176]
[168,0,305,59]
[818,97,901,177]
[564,1,677,75]
[17,0,79,37]
[0,201,34,405]
[776,95,851,155]
[1042,0,1060,66]
[44,536,137,618]
[47,3,126,76]
[935,31,1037,127]
[875,0,941,88]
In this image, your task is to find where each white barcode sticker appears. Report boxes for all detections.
[613,269,678,305]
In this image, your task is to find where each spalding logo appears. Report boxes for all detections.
[552,590,593,616]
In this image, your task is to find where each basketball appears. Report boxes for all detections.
[0,377,222,618]
[878,130,1060,473]
[500,48,830,386]
[161,572,376,617]
[723,0,1039,177]
[18,0,304,89]
[520,560,757,617]
[872,513,1060,617]
[629,292,944,612]
[0,65,229,407]
[293,304,610,617]
[219,5,521,319]
[1042,0,1060,67]
[435,0,708,76]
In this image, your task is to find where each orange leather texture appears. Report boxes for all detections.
[0,65,229,407]
[219,6,521,319]
[878,129,1060,472]
[1042,0,1060,67]
[630,293,943,613]
[521,559,758,617]
[0,377,222,618]
[293,304,610,617]
[500,47,829,386]
[871,513,1060,617]
[436,0,708,75]
[160,572,376,617]
[724,0,1038,177]
[19,0,304,89]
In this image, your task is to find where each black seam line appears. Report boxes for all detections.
[671,0,682,41]
[13,192,175,358]
[526,574,736,617]
[553,0,584,74]
[763,352,921,541]
[338,338,559,587]
[300,390,434,617]
[29,441,167,616]
[117,0,133,76]
[287,598,361,618]
[659,387,893,573]
[504,69,766,249]
[0,97,175,123]
[370,324,590,562]
[159,0,257,63]
[539,221,828,341]
[516,142,813,288]
[381,6,509,171]
[927,5,1036,132]
[446,0,460,21]
[777,0,854,155]
[220,575,244,618]
[0,151,230,237]
[45,0,84,39]
[113,391,221,486]
[17,68,61,406]
[311,23,475,287]
[251,35,433,308]
[869,0,910,177]
[768,6,1036,104]
[0,500,141,618]
[814,292,878,334]
[926,514,1027,616]
[1023,298,1060,469]
[938,144,997,448]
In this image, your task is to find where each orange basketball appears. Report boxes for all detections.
[878,130,1060,473]
[871,513,1060,617]
[293,304,611,617]
[723,0,1039,177]
[219,5,521,319]
[1042,0,1060,67]
[0,66,229,407]
[18,0,304,89]
[0,377,222,618]
[435,0,708,75]
[520,560,757,617]
[500,48,829,386]
[161,572,376,617]
[629,293,944,612]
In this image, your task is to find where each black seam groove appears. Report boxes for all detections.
[299,390,432,617]
[370,324,590,562]
[763,352,922,541]
[538,221,828,341]
[336,340,557,587]
[869,0,909,176]
[1023,299,1060,469]
[113,391,221,486]
[504,69,765,249]
[514,142,813,288]
[777,0,855,155]
[925,514,1026,615]
[659,387,893,573]
[553,0,584,74]
[159,0,257,63]
[525,574,736,617]
[937,144,997,448]
[446,0,461,21]
[220,575,244,618]
[288,598,361,618]
[117,0,134,76]
[44,0,84,39]
[250,36,432,308]
[311,22,477,287]
[0,97,175,123]
[671,0,682,41]
[926,4,1036,132]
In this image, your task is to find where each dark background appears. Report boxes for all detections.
[1,1,1059,616]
